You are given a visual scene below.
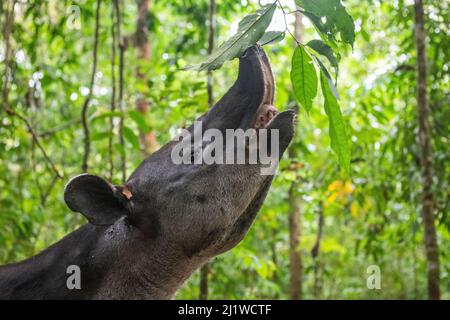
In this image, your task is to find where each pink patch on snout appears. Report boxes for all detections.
[121,185,133,200]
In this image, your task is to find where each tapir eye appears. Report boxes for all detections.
[195,195,206,203]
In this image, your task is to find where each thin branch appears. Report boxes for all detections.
[6,108,63,179]
[41,174,59,206]
[287,9,306,15]
[109,4,118,181]
[276,0,299,45]
[38,118,80,138]
[81,0,102,172]
[114,0,127,182]
[30,139,44,203]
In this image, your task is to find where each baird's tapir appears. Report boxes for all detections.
[0,45,295,299]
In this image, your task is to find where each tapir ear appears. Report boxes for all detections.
[64,174,130,226]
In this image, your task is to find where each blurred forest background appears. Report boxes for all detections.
[0,0,448,299]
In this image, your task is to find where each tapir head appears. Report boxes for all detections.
[64,45,295,258]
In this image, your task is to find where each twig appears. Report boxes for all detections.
[30,139,44,202]
[81,0,101,172]
[41,174,59,206]
[38,118,80,138]
[6,108,63,179]
[287,9,306,15]
[276,0,299,45]
[114,0,127,182]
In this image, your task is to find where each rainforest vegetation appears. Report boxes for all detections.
[0,0,448,299]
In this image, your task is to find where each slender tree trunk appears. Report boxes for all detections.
[199,262,209,300]
[114,0,127,182]
[81,0,101,172]
[1,0,16,111]
[206,0,215,108]
[288,180,302,299]
[413,0,440,300]
[311,200,324,299]
[199,0,216,301]
[135,0,157,154]
[287,10,303,301]
[108,4,117,181]
[412,243,418,299]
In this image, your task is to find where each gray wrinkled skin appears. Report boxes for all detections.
[0,46,295,299]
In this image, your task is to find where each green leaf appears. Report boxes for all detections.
[295,0,355,48]
[91,131,111,141]
[188,3,276,71]
[290,45,318,113]
[129,110,150,133]
[258,31,285,45]
[314,55,340,100]
[320,70,350,174]
[123,126,140,150]
[113,143,125,157]
[301,11,335,49]
[91,111,122,122]
[307,39,338,69]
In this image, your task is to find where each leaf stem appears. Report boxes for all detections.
[276,0,299,45]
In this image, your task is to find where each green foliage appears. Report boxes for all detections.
[295,0,355,48]
[320,70,350,174]
[290,45,318,113]
[187,2,276,71]
[0,0,448,300]
[259,31,285,45]
[123,126,140,150]
[306,39,339,79]
[191,1,353,173]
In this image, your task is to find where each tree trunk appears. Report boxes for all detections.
[413,0,440,300]
[199,262,209,300]
[135,0,157,154]
[199,0,215,301]
[114,0,127,182]
[108,4,117,181]
[311,201,324,299]
[287,10,304,301]
[288,180,302,299]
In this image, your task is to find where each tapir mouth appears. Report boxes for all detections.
[240,45,280,130]
[197,44,293,136]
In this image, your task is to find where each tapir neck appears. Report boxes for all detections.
[0,220,206,299]
[93,226,206,299]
